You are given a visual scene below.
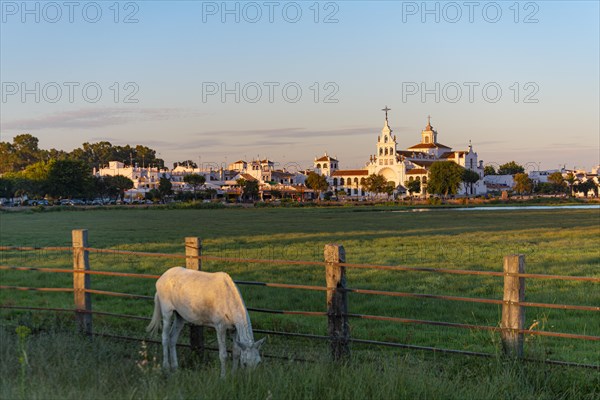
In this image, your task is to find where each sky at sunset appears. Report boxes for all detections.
[1,1,599,171]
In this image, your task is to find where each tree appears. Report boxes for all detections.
[244,180,259,201]
[0,178,14,199]
[158,175,173,200]
[46,159,92,198]
[385,181,396,197]
[0,142,16,174]
[305,172,329,201]
[564,172,577,196]
[427,162,464,198]
[12,134,42,170]
[0,134,42,173]
[405,179,421,197]
[236,178,259,201]
[146,189,161,203]
[462,169,480,196]
[498,161,525,175]
[547,172,567,194]
[513,173,533,197]
[362,174,388,198]
[574,180,598,197]
[183,174,206,200]
[483,165,496,176]
[105,175,134,201]
[3,160,54,199]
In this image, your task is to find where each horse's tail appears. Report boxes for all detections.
[146,293,162,335]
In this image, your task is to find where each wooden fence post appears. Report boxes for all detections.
[324,244,350,360]
[72,229,92,336]
[501,254,525,358]
[185,237,204,361]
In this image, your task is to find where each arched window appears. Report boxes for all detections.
[360,178,365,185]
[379,148,383,156]
[323,163,328,169]
[416,176,421,181]
[384,148,388,156]
[409,176,414,182]
[384,136,388,143]
[333,178,338,186]
[316,163,321,169]
[423,176,427,183]
[354,177,358,184]
[340,178,345,185]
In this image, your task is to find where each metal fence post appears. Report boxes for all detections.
[501,254,525,358]
[185,237,204,361]
[324,244,350,360]
[72,229,92,336]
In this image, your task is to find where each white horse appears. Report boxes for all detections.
[147,267,265,377]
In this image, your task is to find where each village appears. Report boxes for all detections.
[92,112,599,203]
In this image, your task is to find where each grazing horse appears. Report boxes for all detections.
[147,267,265,377]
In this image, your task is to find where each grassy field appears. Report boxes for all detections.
[0,206,599,399]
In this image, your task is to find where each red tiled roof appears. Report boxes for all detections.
[316,155,338,162]
[406,168,428,175]
[239,173,257,181]
[271,171,293,178]
[408,143,436,149]
[408,142,452,149]
[411,160,435,167]
[331,169,369,176]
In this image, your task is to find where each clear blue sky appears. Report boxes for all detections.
[1,0,599,171]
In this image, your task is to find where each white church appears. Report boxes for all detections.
[314,107,487,197]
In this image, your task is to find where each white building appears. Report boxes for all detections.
[96,161,170,191]
[321,108,486,197]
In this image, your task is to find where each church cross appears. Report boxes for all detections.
[382,106,391,120]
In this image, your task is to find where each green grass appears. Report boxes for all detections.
[0,207,599,398]
[0,326,598,400]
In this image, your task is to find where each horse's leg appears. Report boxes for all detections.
[169,313,186,369]
[161,310,173,369]
[232,336,241,373]
[215,325,228,378]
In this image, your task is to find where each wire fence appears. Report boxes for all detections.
[1,231,598,370]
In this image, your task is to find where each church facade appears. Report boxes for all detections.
[315,108,487,197]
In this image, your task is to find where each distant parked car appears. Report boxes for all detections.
[91,199,103,206]
[70,199,85,206]
[36,199,49,206]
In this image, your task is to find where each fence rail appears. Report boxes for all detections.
[1,229,598,369]
[2,265,597,312]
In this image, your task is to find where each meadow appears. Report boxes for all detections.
[0,206,598,399]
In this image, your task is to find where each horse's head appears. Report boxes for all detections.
[236,337,266,368]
